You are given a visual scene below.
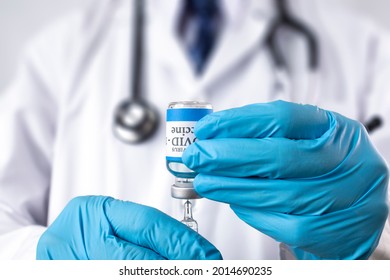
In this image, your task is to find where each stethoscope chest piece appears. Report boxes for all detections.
[113,99,159,144]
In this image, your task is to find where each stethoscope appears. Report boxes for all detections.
[112,0,381,145]
[113,0,159,144]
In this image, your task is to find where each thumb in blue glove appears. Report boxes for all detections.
[36,196,222,260]
[183,100,389,260]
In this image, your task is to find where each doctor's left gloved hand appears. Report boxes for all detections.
[36,196,222,260]
[183,100,389,260]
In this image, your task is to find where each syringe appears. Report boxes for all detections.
[181,200,198,232]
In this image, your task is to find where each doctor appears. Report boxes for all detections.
[0,0,389,260]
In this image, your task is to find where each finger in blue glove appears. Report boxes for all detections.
[183,100,389,259]
[36,196,222,260]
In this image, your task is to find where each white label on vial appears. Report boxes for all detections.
[166,121,197,159]
[166,107,212,163]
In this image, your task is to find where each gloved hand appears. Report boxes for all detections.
[36,196,222,260]
[183,100,389,260]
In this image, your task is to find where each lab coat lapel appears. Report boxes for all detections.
[148,0,273,100]
[147,0,198,99]
[200,7,272,89]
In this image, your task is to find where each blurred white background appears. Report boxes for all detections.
[1,0,390,91]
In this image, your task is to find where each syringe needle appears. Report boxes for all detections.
[181,200,198,232]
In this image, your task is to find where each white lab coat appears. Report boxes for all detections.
[0,0,389,259]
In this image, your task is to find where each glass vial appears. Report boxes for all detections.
[166,101,213,199]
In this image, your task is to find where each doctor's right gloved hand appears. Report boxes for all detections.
[183,100,389,260]
[36,196,222,260]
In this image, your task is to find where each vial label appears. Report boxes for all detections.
[166,121,196,160]
[166,108,212,163]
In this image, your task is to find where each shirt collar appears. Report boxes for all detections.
[221,0,276,28]
[146,0,276,31]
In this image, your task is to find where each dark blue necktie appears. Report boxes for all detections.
[180,0,222,75]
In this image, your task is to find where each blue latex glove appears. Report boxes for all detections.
[183,100,389,260]
[36,196,222,260]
